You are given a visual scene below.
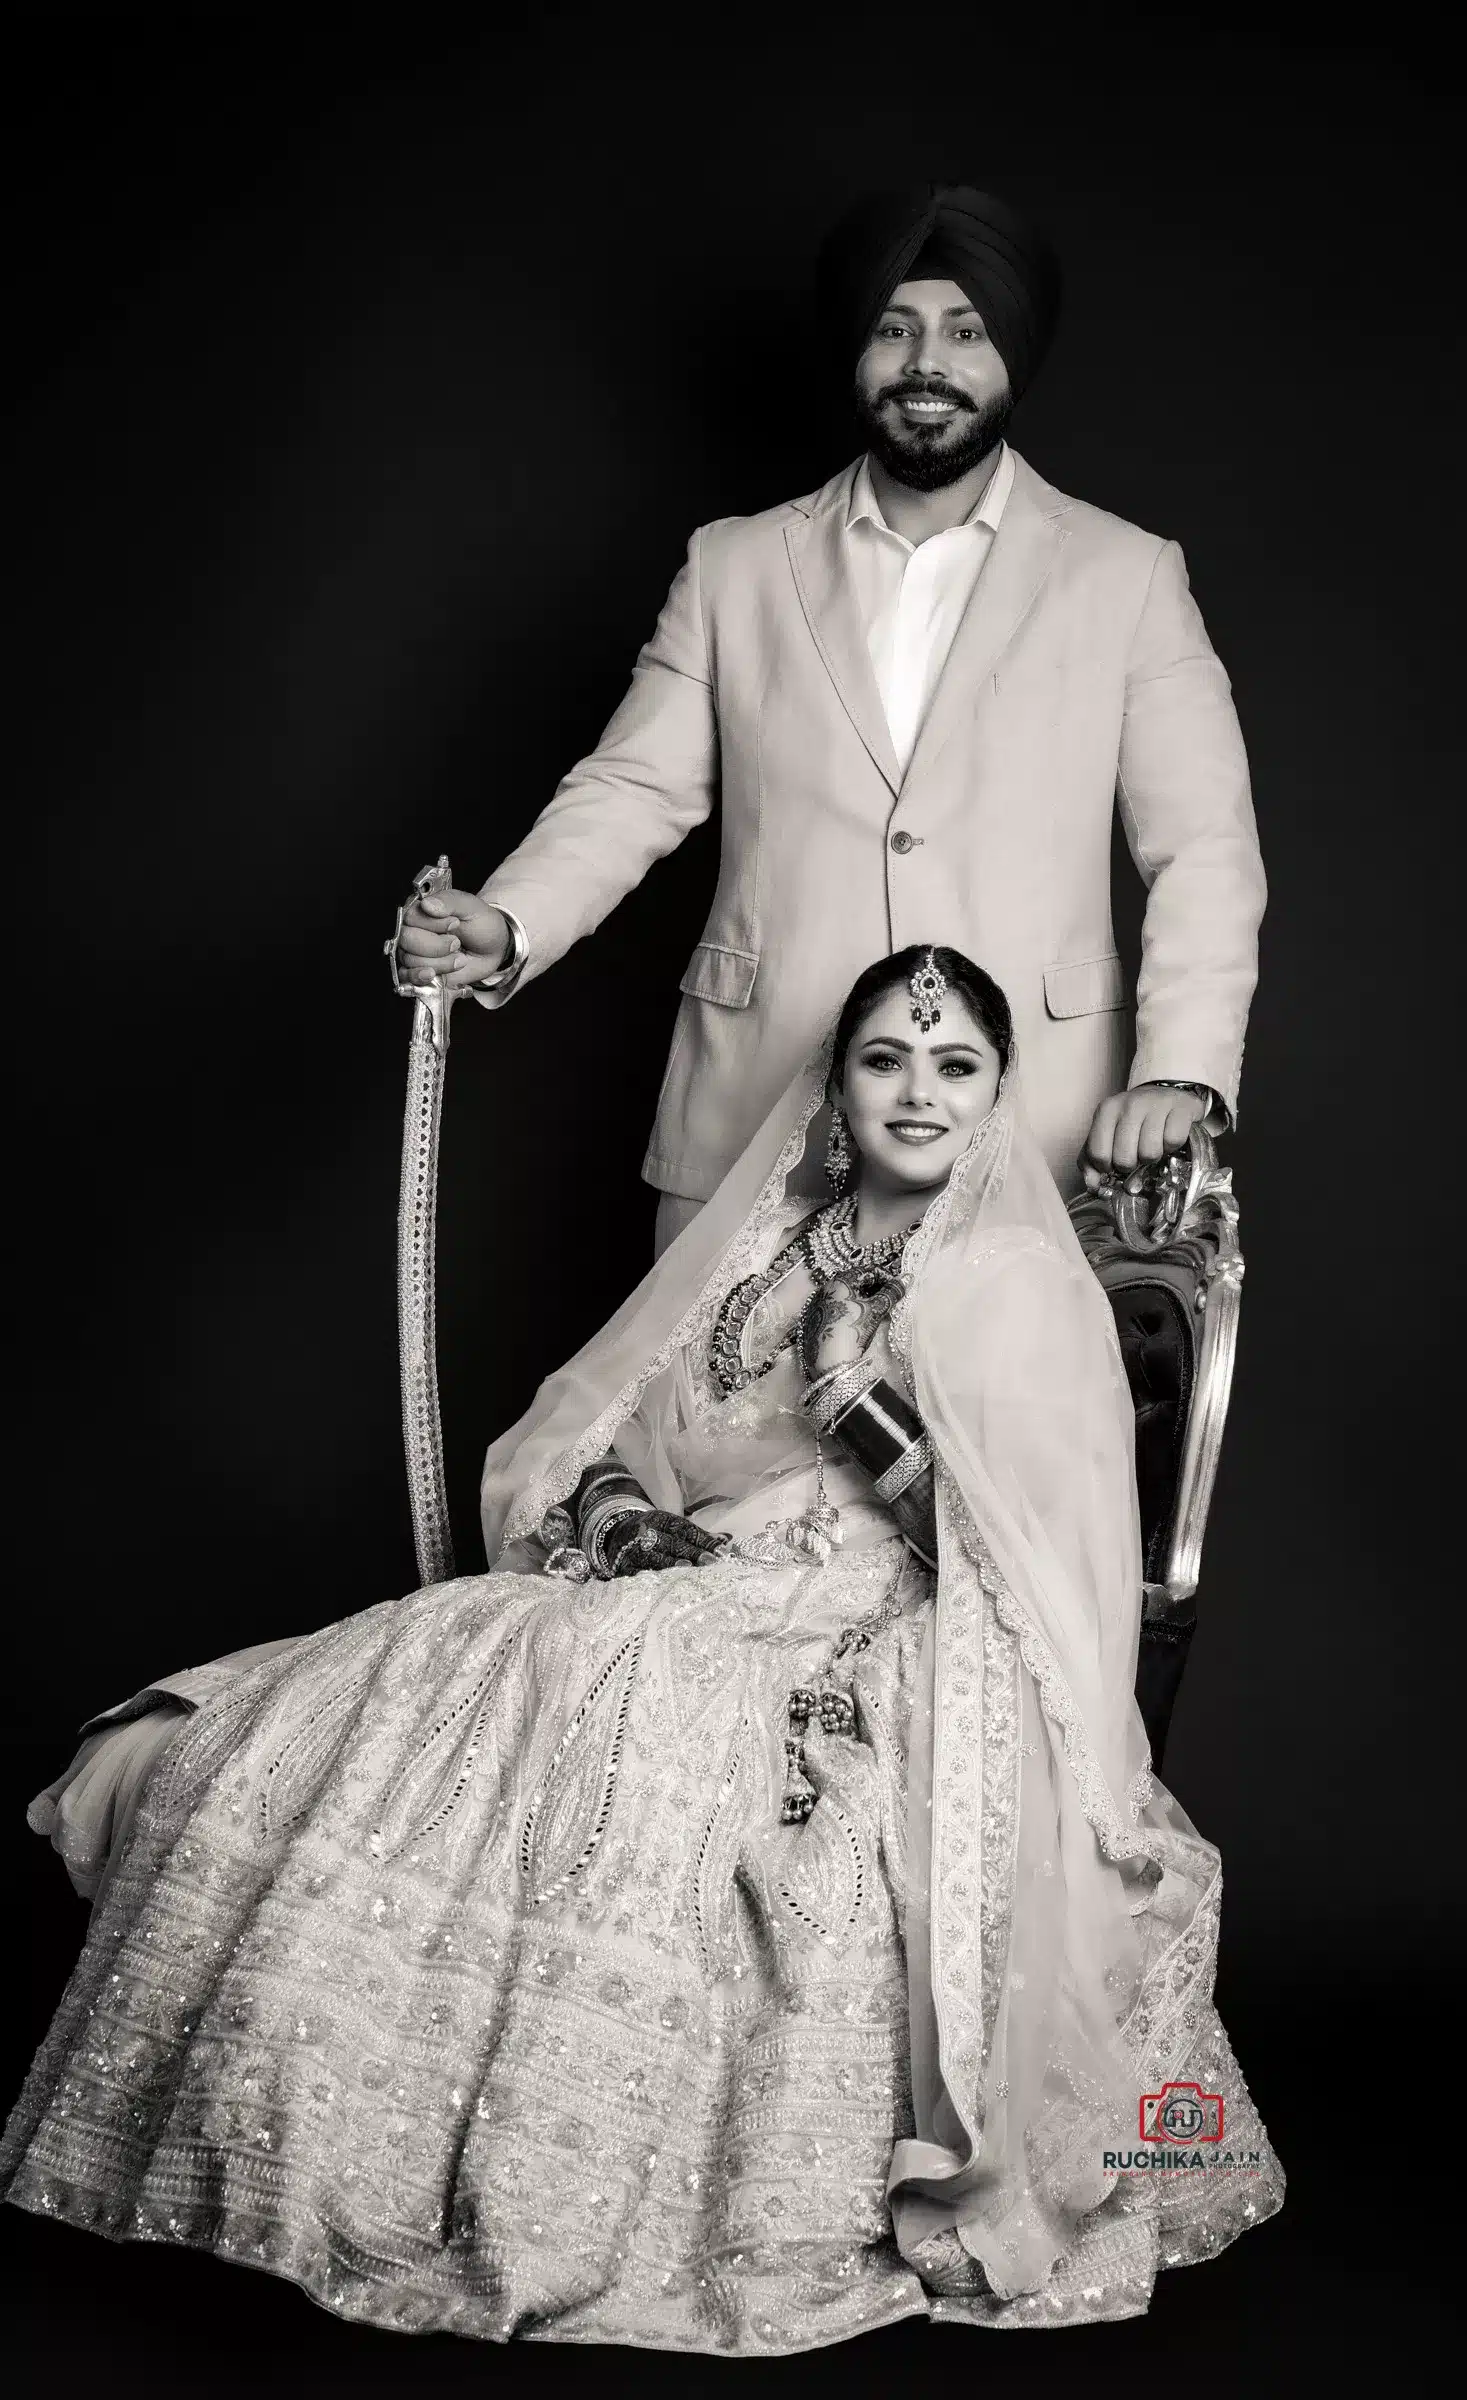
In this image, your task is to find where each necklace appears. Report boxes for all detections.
[708,1195,919,1399]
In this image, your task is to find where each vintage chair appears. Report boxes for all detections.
[1067,1128,1244,1774]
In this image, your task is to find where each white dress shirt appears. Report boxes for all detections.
[844,440,1016,776]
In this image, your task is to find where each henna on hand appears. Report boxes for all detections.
[800,1270,906,1381]
[603,1510,729,1577]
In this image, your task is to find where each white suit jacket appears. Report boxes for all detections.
[482,450,1266,1200]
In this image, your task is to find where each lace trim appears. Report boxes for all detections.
[935,1468,1157,1868]
[925,1516,988,2137]
[977,1585,1021,2065]
[1122,1840,1224,2077]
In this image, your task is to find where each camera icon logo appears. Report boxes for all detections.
[1139,2080,1225,2143]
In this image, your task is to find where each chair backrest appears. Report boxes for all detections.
[1066,1129,1244,1766]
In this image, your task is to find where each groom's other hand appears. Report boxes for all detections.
[1081,1084,1208,1189]
[396,886,512,991]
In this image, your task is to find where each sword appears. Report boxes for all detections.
[384,855,458,1586]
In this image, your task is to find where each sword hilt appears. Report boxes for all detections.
[385,853,456,1058]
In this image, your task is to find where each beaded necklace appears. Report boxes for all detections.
[708,1194,918,1399]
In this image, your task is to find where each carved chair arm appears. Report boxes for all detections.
[1068,1126,1244,1617]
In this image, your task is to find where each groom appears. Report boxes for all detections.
[397,183,1266,1251]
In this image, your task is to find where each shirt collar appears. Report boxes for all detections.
[847,440,1015,541]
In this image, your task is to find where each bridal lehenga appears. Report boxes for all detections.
[2,1044,1283,2351]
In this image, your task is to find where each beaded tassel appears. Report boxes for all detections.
[781,1683,859,1822]
[781,1693,818,1824]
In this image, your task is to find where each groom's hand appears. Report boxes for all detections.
[396,886,512,991]
[1081,1084,1208,1189]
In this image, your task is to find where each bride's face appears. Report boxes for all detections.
[837,985,1002,1201]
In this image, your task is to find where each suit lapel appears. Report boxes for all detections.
[784,467,902,797]
[901,455,1070,791]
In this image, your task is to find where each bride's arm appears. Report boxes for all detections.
[798,1276,937,1566]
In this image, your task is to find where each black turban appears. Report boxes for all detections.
[815,184,1062,400]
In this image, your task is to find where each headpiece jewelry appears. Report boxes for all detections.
[909,948,947,1034]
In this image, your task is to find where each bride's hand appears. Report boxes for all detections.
[602,1510,729,1577]
[802,1272,904,1380]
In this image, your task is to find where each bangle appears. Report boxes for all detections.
[575,1462,639,1512]
[580,1494,654,1578]
[474,907,529,989]
[803,1355,881,1433]
[872,1435,933,1505]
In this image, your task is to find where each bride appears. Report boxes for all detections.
[3,944,1282,2350]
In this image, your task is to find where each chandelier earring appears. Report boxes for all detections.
[824,1105,855,1193]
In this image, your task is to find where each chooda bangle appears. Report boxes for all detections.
[580,1494,655,1579]
[872,1436,933,1504]
[803,1354,881,1434]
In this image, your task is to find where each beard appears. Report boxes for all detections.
[853,377,1014,493]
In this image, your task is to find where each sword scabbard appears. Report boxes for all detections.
[394,854,458,1586]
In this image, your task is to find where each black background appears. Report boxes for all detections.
[8,13,1463,2391]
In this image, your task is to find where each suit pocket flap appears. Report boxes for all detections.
[679,941,759,1009]
[1043,953,1126,1019]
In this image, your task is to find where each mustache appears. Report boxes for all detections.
[877,379,976,411]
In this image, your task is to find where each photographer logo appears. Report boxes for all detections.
[1141,2081,1224,2144]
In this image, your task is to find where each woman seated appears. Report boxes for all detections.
[2,946,1282,2350]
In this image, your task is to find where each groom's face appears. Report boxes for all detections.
[853,278,1012,491]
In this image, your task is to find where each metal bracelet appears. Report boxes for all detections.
[543,1544,593,1583]
[872,1435,933,1505]
[804,1355,881,1434]
[473,906,529,989]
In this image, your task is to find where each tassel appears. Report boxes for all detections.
[781,1741,817,1825]
[781,1690,818,1823]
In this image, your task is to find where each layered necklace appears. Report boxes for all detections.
[708,1193,919,1399]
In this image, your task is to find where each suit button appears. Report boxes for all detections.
[889,829,914,854]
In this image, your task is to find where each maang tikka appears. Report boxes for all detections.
[909,948,947,1034]
[824,1105,854,1193]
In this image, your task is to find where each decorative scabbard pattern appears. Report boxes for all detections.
[398,996,456,1586]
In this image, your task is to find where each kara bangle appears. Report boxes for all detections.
[803,1355,881,1434]
[872,1436,934,1505]
[474,906,529,989]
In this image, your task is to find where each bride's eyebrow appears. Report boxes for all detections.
[859,1037,982,1056]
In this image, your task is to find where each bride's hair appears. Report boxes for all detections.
[830,945,1014,1081]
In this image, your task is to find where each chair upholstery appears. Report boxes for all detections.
[1067,1130,1244,1773]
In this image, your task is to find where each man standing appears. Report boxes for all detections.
[397,184,1265,1252]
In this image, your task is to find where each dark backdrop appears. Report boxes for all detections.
[8,14,1462,2390]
